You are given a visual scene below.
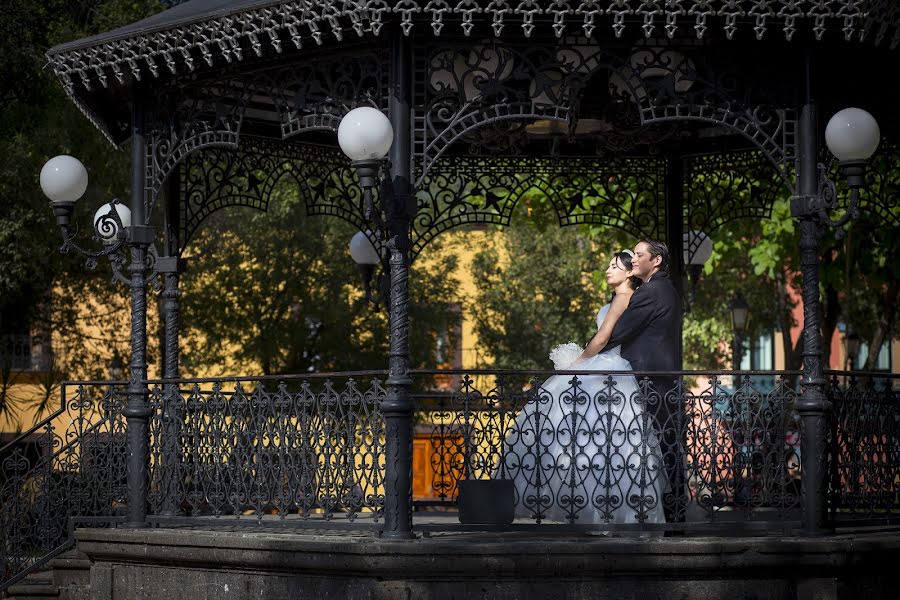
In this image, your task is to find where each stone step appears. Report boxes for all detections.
[5,571,59,599]
[48,549,91,589]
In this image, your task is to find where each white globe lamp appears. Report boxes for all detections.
[349,231,379,265]
[825,107,880,163]
[41,155,88,227]
[337,107,393,162]
[93,201,132,244]
[683,230,713,267]
[825,108,880,191]
[40,155,88,204]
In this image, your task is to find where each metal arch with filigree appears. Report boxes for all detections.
[411,154,666,258]
[144,81,251,219]
[413,40,798,187]
[145,44,390,221]
[269,46,390,139]
[617,44,798,186]
[683,148,789,253]
[180,137,371,249]
[413,39,579,182]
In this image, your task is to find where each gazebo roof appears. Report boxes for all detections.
[46,0,899,144]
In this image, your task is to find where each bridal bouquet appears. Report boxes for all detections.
[549,342,583,370]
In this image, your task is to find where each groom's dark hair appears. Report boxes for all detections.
[640,237,670,272]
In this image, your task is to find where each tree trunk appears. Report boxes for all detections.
[863,279,897,371]
[822,284,840,370]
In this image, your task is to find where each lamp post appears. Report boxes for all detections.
[792,102,880,534]
[108,356,124,380]
[730,293,750,371]
[40,94,166,529]
[844,329,861,371]
[683,230,713,309]
[339,32,415,540]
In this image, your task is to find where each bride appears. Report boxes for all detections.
[500,250,666,528]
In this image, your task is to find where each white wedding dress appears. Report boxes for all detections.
[500,304,666,528]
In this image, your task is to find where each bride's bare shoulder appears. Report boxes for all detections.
[610,291,633,312]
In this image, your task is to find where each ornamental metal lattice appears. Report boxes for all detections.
[0,385,128,591]
[683,148,788,246]
[147,375,387,520]
[414,39,797,186]
[176,136,804,261]
[413,154,667,256]
[179,137,370,248]
[145,44,389,217]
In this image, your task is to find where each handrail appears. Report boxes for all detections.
[142,370,388,386]
[410,368,806,377]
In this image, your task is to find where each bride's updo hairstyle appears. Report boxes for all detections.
[614,250,643,290]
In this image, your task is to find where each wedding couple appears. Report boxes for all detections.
[504,238,681,528]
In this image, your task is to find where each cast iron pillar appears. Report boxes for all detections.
[665,151,685,364]
[665,152,686,305]
[380,29,415,539]
[122,92,154,528]
[792,102,832,534]
[158,168,182,516]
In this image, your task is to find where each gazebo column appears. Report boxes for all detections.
[793,102,832,534]
[381,30,415,539]
[665,151,685,359]
[123,91,153,529]
[157,168,182,517]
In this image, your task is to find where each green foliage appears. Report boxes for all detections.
[0,0,164,341]
[468,200,606,370]
[0,1,163,426]
[180,178,459,375]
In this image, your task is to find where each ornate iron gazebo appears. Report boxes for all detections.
[2,1,899,592]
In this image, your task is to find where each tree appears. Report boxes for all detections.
[0,1,165,426]
[179,179,460,376]
[467,199,632,370]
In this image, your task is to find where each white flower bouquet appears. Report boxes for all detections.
[549,342,583,370]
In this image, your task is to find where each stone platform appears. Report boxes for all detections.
[12,519,900,600]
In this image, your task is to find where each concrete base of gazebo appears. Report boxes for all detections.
[9,520,899,600]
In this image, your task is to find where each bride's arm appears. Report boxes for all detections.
[575,293,630,361]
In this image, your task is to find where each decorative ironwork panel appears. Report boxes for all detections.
[147,374,387,520]
[857,141,900,229]
[683,148,789,257]
[180,137,368,248]
[414,40,575,179]
[0,384,127,592]
[828,373,899,520]
[145,45,388,220]
[412,154,666,257]
[145,80,252,216]
[419,369,802,528]
[414,39,797,188]
[270,48,389,139]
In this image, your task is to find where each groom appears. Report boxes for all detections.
[602,238,683,521]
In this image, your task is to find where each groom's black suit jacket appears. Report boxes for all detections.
[603,270,681,373]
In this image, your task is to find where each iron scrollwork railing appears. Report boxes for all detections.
[829,371,900,523]
[0,369,896,590]
[414,369,897,531]
[146,373,387,522]
[0,382,127,591]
